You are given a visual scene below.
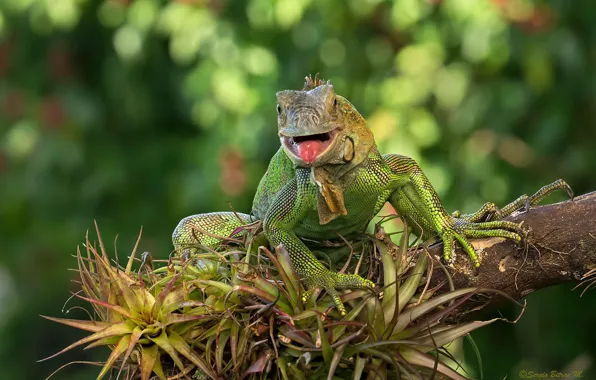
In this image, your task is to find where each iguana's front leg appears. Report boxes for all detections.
[452,179,573,222]
[263,174,374,315]
[384,154,523,267]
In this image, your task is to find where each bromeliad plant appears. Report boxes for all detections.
[42,220,514,379]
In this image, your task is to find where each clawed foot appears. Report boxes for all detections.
[443,179,572,270]
[440,218,524,269]
[302,271,375,315]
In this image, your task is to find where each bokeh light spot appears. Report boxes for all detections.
[505,0,534,22]
[407,108,441,148]
[292,22,319,50]
[98,0,126,28]
[212,69,255,113]
[45,0,80,29]
[498,135,535,168]
[192,99,220,130]
[523,46,553,93]
[211,38,239,67]
[3,120,39,159]
[468,129,496,157]
[349,0,384,18]
[365,38,393,67]
[247,0,275,28]
[114,25,143,61]
[434,64,470,109]
[170,33,200,65]
[275,0,307,29]
[243,46,278,76]
[391,0,431,29]
[319,39,346,67]
[381,76,431,106]
[396,43,444,76]
[157,2,189,34]
[128,0,158,32]
[368,110,401,144]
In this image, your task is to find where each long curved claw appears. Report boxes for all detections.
[529,179,574,204]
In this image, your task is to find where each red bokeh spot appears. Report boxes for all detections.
[49,48,73,81]
[0,41,11,78]
[218,148,246,197]
[40,98,66,130]
[3,90,24,120]
[492,1,556,34]
[491,0,509,8]
[518,6,555,34]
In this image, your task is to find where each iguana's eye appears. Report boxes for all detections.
[277,104,282,115]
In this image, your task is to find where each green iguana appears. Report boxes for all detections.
[173,75,572,315]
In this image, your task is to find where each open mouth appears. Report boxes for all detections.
[282,130,337,164]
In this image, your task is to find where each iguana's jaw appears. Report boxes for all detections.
[280,128,341,166]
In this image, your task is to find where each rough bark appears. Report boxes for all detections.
[426,191,596,316]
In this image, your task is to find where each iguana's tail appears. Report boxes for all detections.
[172,212,254,255]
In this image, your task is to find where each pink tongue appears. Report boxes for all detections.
[297,141,324,163]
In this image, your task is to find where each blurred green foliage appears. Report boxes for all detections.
[0,0,594,378]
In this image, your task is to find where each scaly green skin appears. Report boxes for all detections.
[173,76,572,315]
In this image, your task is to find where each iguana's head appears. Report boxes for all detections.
[276,75,372,168]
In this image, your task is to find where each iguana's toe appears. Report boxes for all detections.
[304,271,374,316]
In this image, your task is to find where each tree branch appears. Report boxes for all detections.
[427,192,596,315]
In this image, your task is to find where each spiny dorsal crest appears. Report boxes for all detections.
[303,74,331,91]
